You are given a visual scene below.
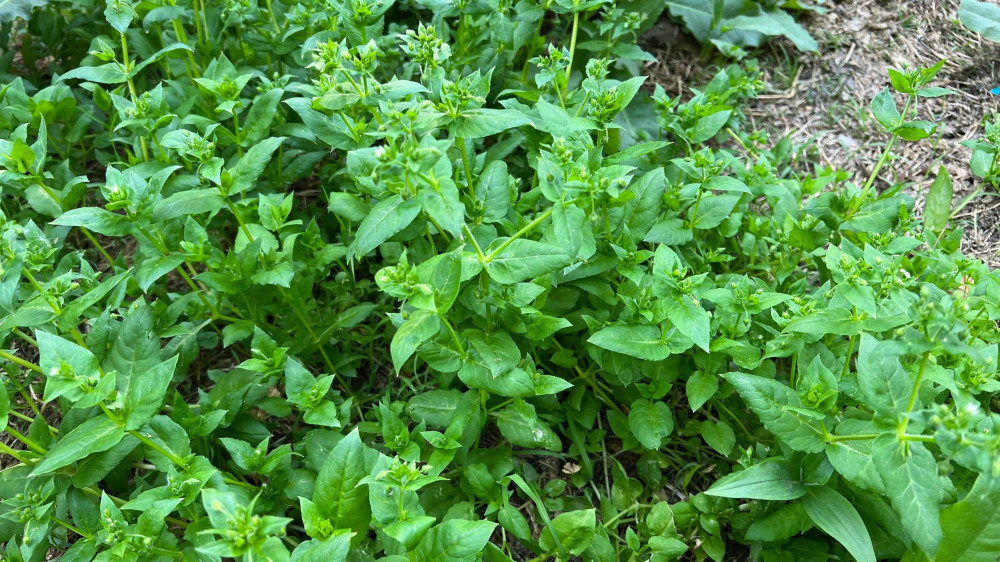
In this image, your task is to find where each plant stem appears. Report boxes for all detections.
[899,351,930,437]
[129,429,190,469]
[264,0,281,33]
[483,207,554,262]
[0,349,43,373]
[233,114,243,157]
[841,334,857,380]
[5,427,46,454]
[457,137,476,201]
[77,227,115,266]
[848,94,913,217]
[0,441,27,464]
[462,223,487,262]
[120,32,150,162]
[565,10,579,94]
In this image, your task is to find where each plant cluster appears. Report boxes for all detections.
[0,0,999,561]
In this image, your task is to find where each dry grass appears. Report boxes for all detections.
[644,0,1000,265]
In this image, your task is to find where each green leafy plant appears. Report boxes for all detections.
[662,0,821,57]
[0,0,998,561]
[960,0,1000,42]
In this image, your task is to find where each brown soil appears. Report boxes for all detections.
[645,0,1000,265]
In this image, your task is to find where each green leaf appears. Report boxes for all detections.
[290,536,350,562]
[451,109,531,138]
[484,239,569,284]
[122,356,178,430]
[924,165,953,236]
[692,194,740,229]
[667,296,711,352]
[725,9,818,52]
[700,420,735,455]
[825,421,886,494]
[32,415,125,475]
[856,335,912,424]
[871,88,900,129]
[588,324,671,361]
[350,194,422,259]
[130,43,193,76]
[552,200,587,259]
[936,474,1000,561]
[419,176,464,237]
[58,63,128,84]
[229,136,285,195]
[722,372,825,452]
[802,486,877,562]
[314,429,373,538]
[705,460,807,500]
[894,120,936,141]
[51,207,131,237]
[414,519,498,561]
[745,502,812,542]
[136,253,185,292]
[690,110,732,143]
[104,0,136,32]
[960,0,1000,42]
[390,310,441,372]
[628,398,674,450]
[495,401,561,451]
[153,190,225,222]
[664,0,714,40]
[872,435,942,558]
[539,509,596,556]
[58,270,131,332]
[475,161,512,223]
[241,89,284,146]
[406,389,465,428]
[605,141,670,165]
[37,331,102,403]
[0,0,46,23]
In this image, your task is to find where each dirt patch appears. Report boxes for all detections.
[644,0,1000,265]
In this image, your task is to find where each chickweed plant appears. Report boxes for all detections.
[0,0,998,561]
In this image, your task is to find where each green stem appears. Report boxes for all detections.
[191,0,204,44]
[120,32,150,162]
[278,287,340,383]
[462,223,487,262]
[5,427,46,454]
[847,95,913,217]
[602,502,652,529]
[223,196,254,241]
[520,15,545,86]
[440,315,466,355]
[687,172,708,228]
[80,227,115,266]
[0,441,27,464]
[788,353,798,388]
[264,0,281,33]
[565,10,579,93]
[826,432,934,443]
[170,19,199,76]
[841,334,857,380]
[899,351,930,436]
[457,137,475,201]
[129,429,190,469]
[53,516,92,540]
[0,349,43,373]
[483,208,554,263]
[233,114,243,157]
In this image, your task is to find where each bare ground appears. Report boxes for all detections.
[645,0,1000,265]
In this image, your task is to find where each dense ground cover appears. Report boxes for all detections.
[1,0,1000,560]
